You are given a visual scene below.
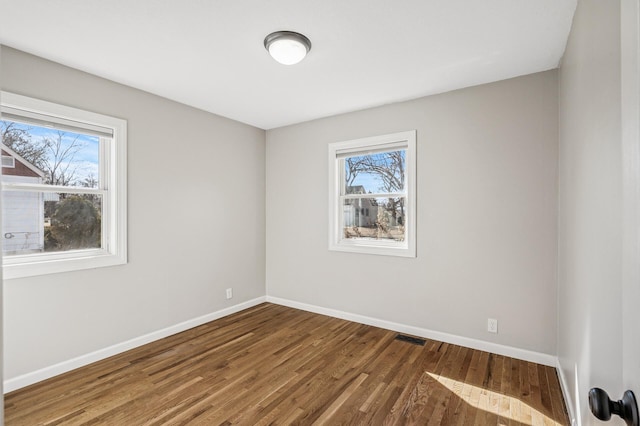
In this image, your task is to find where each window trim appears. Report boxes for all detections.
[328,130,416,257]
[1,91,127,279]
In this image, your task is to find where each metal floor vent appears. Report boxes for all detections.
[395,334,426,346]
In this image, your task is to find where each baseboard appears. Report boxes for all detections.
[266,296,557,367]
[3,296,267,393]
[5,295,563,399]
[556,358,578,426]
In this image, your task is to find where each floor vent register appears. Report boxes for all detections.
[394,334,426,346]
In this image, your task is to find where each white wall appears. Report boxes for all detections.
[0,46,266,382]
[0,44,5,424]
[266,71,559,356]
[621,0,640,405]
[1,176,43,253]
[557,0,623,424]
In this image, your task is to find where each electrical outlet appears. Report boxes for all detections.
[488,318,498,333]
[226,288,233,299]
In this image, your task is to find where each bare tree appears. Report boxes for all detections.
[360,151,405,193]
[344,151,405,193]
[81,173,98,189]
[40,131,86,186]
[2,121,97,252]
[0,121,48,170]
[1,123,87,187]
[359,151,406,222]
[79,173,102,211]
[345,157,365,188]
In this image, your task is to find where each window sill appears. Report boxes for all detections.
[329,240,416,258]
[3,250,127,279]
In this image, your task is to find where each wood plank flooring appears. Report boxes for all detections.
[5,303,569,425]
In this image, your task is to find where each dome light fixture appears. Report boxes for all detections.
[264,31,311,65]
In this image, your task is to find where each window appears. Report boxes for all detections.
[2,156,15,168]
[328,130,416,257]
[0,92,127,279]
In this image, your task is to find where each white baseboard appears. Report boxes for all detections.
[3,296,267,393]
[266,296,557,367]
[5,295,562,399]
[556,358,578,426]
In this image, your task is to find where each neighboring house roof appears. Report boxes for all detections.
[1,143,45,178]
[346,185,367,194]
[345,186,379,207]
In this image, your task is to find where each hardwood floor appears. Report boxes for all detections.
[5,303,569,425]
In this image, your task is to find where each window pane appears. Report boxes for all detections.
[1,120,100,188]
[344,150,406,195]
[2,191,102,255]
[342,197,406,242]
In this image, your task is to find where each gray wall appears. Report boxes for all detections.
[0,46,266,381]
[266,71,559,355]
[0,44,5,424]
[557,0,623,424]
[621,0,640,405]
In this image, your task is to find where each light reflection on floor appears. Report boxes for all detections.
[427,372,564,425]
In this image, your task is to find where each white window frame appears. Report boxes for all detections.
[328,130,416,257]
[1,91,127,279]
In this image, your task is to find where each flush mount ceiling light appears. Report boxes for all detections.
[264,31,311,65]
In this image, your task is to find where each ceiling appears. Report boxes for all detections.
[0,0,577,130]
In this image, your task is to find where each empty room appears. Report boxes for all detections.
[0,0,639,425]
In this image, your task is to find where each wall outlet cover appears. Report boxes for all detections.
[488,318,498,333]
